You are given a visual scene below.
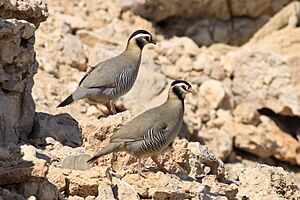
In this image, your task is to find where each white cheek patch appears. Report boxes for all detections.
[175,83,189,91]
[132,33,151,40]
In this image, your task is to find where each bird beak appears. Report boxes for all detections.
[150,39,156,45]
[188,88,197,95]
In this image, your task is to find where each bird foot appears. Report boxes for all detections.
[137,170,146,178]
[151,156,171,174]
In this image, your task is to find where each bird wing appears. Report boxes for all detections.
[79,56,126,89]
[110,107,168,143]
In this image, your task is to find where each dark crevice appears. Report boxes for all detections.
[111,184,119,200]
[257,107,300,140]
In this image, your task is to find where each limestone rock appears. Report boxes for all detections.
[122,61,168,114]
[47,165,108,198]
[248,1,300,44]
[230,50,299,115]
[123,172,203,199]
[199,79,227,109]
[0,145,48,186]
[0,0,48,27]
[119,0,289,23]
[96,182,115,200]
[233,102,260,125]
[222,121,277,158]
[62,34,87,71]
[199,128,233,161]
[234,164,300,199]
[0,18,38,145]
[187,142,225,180]
[61,154,93,171]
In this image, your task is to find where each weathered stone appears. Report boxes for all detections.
[222,121,277,158]
[199,79,227,109]
[0,18,38,145]
[0,188,25,200]
[0,145,48,186]
[61,154,93,170]
[15,177,64,200]
[0,0,48,27]
[31,112,82,147]
[234,164,300,199]
[199,128,233,161]
[47,165,108,198]
[233,102,260,125]
[62,34,87,71]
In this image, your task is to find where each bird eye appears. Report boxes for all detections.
[144,36,150,42]
[181,85,188,91]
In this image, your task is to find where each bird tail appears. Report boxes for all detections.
[57,94,74,107]
[87,143,124,163]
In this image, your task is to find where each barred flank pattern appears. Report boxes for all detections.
[112,68,135,98]
[140,129,168,153]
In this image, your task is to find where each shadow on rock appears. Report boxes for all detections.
[30,112,82,148]
[258,107,300,140]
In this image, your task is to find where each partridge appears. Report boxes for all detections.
[57,30,156,114]
[87,80,195,175]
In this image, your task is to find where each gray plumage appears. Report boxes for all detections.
[57,30,155,113]
[87,80,195,174]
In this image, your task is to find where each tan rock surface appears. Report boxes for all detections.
[1,0,300,199]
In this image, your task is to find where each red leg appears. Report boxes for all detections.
[109,100,117,114]
[137,158,146,177]
[151,156,171,174]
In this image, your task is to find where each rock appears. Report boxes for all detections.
[199,128,233,161]
[119,0,291,46]
[0,0,48,27]
[123,172,203,199]
[0,188,25,200]
[68,196,84,200]
[110,176,140,200]
[14,177,64,200]
[96,183,114,200]
[207,109,233,128]
[122,61,168,114]
[230,50,299,115]
[82,111,134,156]
[222,121,277,158]
[119,0,289,23]
[199,79,227,109]
[47,165,108,198]
[234,164,300,199]
[61,154,93,170]
[259,116,300,165]
[62,34,87,71]
[0,145,48,186]
[233,102,260,125]
[31,112,82,147]
[0,18,38,145]
[187,142,225,180]
[248,1,300,44]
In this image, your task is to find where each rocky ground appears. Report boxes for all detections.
[1,0,300,199]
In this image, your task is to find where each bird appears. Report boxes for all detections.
[87,80,195,175]
[57,29,156,114]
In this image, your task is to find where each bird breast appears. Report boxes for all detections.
[111,67,138,98]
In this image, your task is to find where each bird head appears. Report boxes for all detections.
[127,29,156,50]
[170,80,196,101]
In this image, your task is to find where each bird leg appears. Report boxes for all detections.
[151,156,171,174]
[109,100,117,114]
[137,158,146,177]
